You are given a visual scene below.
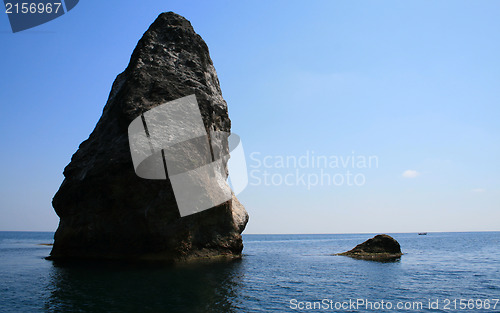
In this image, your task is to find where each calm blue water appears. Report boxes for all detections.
[0,232,499,312]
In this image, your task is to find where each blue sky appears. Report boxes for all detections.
[0,1,499,233]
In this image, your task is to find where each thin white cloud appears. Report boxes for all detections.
[472,188,485,193]
[402,170,420,178]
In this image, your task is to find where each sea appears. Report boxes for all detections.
[0,231,498,312]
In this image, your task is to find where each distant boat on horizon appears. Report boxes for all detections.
[418,232,428,235]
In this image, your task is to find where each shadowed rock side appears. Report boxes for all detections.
[49,12,248,262]
[337,234,402,261]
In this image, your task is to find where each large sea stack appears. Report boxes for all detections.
[49,12,248,262]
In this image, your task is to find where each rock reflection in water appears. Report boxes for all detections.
[45,260,245,313]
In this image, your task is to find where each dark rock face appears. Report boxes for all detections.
[338,234,402,261]
[49,12,248,262]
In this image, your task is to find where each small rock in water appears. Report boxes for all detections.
[337,234,402,261]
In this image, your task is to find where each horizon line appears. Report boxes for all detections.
[1,230,499,235]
